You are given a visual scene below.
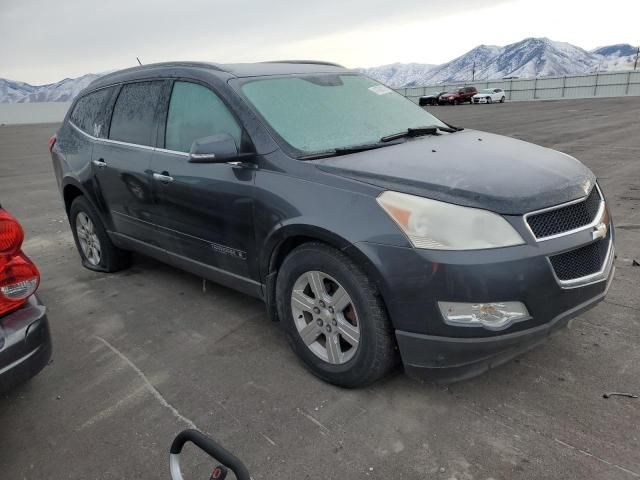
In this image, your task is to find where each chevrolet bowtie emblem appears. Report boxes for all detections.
[592,222,608,241]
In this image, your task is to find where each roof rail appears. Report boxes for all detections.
[262,60,345,68]
[96,62,223,81]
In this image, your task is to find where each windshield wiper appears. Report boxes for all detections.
[444,122,464,132]
[380,125,458,143]
[298,141,401,160]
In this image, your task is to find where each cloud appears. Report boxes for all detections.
[1,0,507,83]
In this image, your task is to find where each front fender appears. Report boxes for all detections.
[259,220,397,325]
[260,221,352,278]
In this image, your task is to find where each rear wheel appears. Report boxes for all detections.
[500,96,506,103]
[276,243,397,387]
[69,196,130,272]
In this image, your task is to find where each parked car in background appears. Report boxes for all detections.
[51,61,613,387]
[473,88,506,104]
[419,91,446,106]
[438,86,477,105]
[0,206,51,393]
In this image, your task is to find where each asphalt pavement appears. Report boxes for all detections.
[1,97,639,479]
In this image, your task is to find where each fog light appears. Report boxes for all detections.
[438,301,529,330]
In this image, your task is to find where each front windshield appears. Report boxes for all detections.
[481,89,493,94]
[240,74,447,155]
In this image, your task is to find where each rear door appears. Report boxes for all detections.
[92,80,170,245]
[149,80,258,283]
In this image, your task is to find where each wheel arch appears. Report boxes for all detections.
[61,177,110,227]
[62,180,84,215]
[261,224,387,322]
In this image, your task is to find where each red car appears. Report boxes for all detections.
[0,206,51,392]
[438,86,478,105]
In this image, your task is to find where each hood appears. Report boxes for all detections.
[314,129,595,215]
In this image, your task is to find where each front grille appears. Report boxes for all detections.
[549,239,609,281]
[527,187,602,239]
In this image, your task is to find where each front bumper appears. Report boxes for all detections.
[0,295,52,393]
[351,224,614,382]
[473,97,489,103]
[397,270,613,382]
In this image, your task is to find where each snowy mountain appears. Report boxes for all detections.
[361,38,638,87]
[2,39,638,101]
[0,74,101,103]
[359,62,438,90]
[591,44,638,72]
[592,44,637,57]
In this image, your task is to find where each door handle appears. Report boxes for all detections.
[92,159,107,169]
[153,172,174,183]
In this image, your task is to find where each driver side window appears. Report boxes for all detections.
[165,81,242,153]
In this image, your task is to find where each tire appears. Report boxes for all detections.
[276,242,397,387]
[69,196,130,272]
[487,97,493,104]
[500,96,506,103]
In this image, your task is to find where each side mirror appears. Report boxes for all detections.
[188,133,244,164]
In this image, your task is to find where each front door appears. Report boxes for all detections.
[149,81,258,284]
[93,80,169,246]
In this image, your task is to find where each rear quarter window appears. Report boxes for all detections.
[70,86,118,138]
[109,81,166,146]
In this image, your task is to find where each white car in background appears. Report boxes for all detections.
[472,88,506,104]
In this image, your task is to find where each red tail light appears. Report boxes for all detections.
[0,210,25,255]
[48,134,57,153]
[0,209,40,316]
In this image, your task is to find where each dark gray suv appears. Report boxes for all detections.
[50,61,614,387]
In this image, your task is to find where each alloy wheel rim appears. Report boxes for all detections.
[291,271,360,365]
[76,212,101,266]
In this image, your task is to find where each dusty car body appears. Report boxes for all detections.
[50,61,614,385]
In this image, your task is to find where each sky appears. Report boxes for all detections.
[1,0,639,85]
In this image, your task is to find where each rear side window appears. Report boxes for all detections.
[109,81,165,146]
[165,81,241,153]
[70,87,117,138]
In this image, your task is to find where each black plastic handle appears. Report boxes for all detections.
[170,430,251,480]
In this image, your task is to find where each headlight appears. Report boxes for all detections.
[377,191,524,250]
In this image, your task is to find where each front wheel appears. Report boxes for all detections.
[276,243,397,387]
[487,97,493,104]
